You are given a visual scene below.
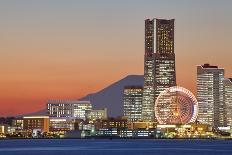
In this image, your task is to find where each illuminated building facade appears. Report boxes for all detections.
[123,86,143,122]
[197,64,226,127]
[142,19,155,122]
[154,19,176,109]
[223,78,232,127]
[73,101,92,120]
[23,116,49,132]
[49,118,75,132]
[142,18,176,122]
[12,118,24,130]
[87,108,107,121]
[101,117,127,129]
[0,125,8,134]
[47,100,92,120]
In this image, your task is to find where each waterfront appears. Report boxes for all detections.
[0,139,232,155]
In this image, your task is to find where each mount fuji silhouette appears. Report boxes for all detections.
[22,75,144,117]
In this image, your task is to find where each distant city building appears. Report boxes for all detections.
[142,19,155,122]
[23,116,49,133]
[197,64,226,127]
[87,108,107,121]
[0,124,8,134]
[49,118,75,133]
[142,18,176,122]
[153,19,176,105]
[101,117,127,129]
[96,128,156,138]
[73,101,92,120]
[123,86,143,122]
[223,78,232,127]
[127,122,156,130]
[12,118,24,130]
[47,100,92,120]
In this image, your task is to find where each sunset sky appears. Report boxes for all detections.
[0,0,231,116]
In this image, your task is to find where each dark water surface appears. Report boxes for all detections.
[0,139,232,155]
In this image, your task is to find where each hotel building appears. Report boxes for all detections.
[223,78,232,127]
[197,64,226,127]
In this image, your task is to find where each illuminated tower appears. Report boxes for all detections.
[223,78,232,127]
[197,64,226,127]
[141,19,155,121]
[142,18,176,122]
[154,19,176,104]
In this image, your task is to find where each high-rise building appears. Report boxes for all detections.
[142,18,176,122]
[47,100,92,120]
[223,78,232,127]
[123,86,143,122]
[142,19,155,122]
[197,64,226,127]
[154,19,176,102]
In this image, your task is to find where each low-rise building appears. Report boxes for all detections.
[23,116,49,133]
[101,117,127,129]
[128,122,156,130]
[49,117,75,133]
[87,108,107,121]
[47,100,92,120]
[0,124,8,134]
[12,118,24,130]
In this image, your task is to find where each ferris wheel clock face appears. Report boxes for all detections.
[154,86,198,125]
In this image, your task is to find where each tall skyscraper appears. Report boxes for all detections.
[223,78,232,127]
[123,86,143,122]
[142,18,176,122]
[142,19,155,122]
[197,64,226,127]
[154,19,176,101]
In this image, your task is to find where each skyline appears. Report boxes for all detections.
[0,0,232,116]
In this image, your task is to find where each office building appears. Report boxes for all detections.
[142,18,176,122]
[123,86,143,122]
[12,118,24,130]
[23,116,49,132]
[101,117,127,129]
[197,64,226,127]
[73,101,92,120]
[49,118,75,133]
[224,78,232,127]
[47,100,92,120]
[154,19,176,102]
[87,108,107,121]
[142,19,155,122]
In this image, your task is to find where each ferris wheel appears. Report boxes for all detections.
[154,86,198,125]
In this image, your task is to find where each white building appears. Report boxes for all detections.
[224,78,232,127]
[123,86,143,122]
[197,64,226,127]
[47,100,92,120]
